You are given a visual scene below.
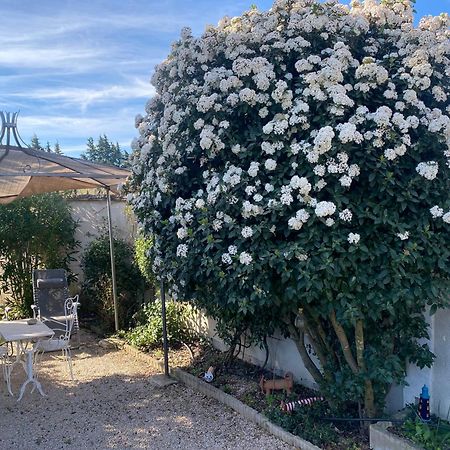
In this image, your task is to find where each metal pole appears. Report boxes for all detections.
[160,279,170,376]
[106,188,119,332]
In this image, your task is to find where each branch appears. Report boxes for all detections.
[355,319,366,371]
[288,323,324,385]
[329,309,359,375]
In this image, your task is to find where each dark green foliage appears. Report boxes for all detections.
[402,418,450,450]
[0,194,78,317]
[30,134,43,151]
[124,300,196,350]
[134,235,155,286]
[81,234,146,331]
[81,136,129,168]
[265,394,339,447]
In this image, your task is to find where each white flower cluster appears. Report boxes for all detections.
[315,201,336,218]
[241,226,254,238]
[348,233,360,245]
[416,162,439,181]
[129,0,449,283]
[288,209,310,230]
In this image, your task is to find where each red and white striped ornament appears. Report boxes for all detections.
[280,396,324,413]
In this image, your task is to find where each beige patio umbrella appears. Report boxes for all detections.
[0,111,131,331]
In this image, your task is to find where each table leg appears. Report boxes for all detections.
[17,348,46,401]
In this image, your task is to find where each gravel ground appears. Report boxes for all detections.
[0,331,294,450]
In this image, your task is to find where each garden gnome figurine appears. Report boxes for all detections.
[418,384,430,421]
[202,366,215,383]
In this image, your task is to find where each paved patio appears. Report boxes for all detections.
[0,332,293,450]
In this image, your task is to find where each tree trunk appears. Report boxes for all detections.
[288,323,324,385]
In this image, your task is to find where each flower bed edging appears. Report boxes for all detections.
[370,421,423,450]
[115,340,321,450]
[171,367,321,450]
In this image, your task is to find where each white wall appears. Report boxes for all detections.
[203,309,450,418]
[430,309,450,417]
[68,198,137,286]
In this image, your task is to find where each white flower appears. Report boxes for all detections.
[228,245,237,255]
[339,209,352,222]
[193,118,204,130]
[290,176,311,194]
[313,126,335,154]
[222,253,232,264]
[195,199,205,208]
[177,228,188,239]
[384,148,397,161]
[253,193,263,202]
[348,165,360,177]
[416,161,439,180]
[248,162,260,177]
[265,159,277,170]
[288,209,310,230]
[430,206,444,218]
[325,218,335,227]
[176,244,188,257]
[241,226,253,238]
[265,183,274,192]
[288,217,303,230]
[315,201,336,217]
[212,219,223,231]
[339,175,352,187]
[348,233,360,244]
[397,231,410,240]
[443,212,450,224]
[239,252,252,265]
[245,186,256,196]
[314,165,326,177]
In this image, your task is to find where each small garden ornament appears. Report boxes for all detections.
[201,366,215,383]
[418,384,431,421]
[280,396,324,413]
[260,372,293,396]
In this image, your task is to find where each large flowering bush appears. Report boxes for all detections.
[128,0,450,416]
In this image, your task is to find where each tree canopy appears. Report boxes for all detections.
[128,0,450,417]
[81,135,129,167]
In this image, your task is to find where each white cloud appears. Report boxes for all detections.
[0,46,105,71]
[18,113,133,138]
[8,78,155,110]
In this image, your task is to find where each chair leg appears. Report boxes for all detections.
[2,356,14,396]
[64,347,74,381]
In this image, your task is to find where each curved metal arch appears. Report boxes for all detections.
[0,111,29,148]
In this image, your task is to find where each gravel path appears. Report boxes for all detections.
[0,331,293,450]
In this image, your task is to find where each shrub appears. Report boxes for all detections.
[128,0,450,417]
[81,234,146,332]
[0,193,78,318]
[124,300,196,350]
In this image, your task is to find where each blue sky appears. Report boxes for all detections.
[0,0,448,157]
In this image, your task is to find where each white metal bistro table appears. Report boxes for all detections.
[0,319,54,401]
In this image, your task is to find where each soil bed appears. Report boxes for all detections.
[141,342,370,450]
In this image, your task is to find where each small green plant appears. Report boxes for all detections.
[264,398,339,447]
[403,419,450,450]
[222,384,232,394]
[124,300,196,350]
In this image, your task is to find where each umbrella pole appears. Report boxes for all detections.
[161,279,170,376]
[106,188,119,332]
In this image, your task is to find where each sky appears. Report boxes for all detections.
[0,0,448,157]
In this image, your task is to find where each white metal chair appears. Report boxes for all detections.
[1,307,13,395]
[34,295,80,381]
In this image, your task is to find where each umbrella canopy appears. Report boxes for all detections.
[0,144,130,203]
[0,111,131,331]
